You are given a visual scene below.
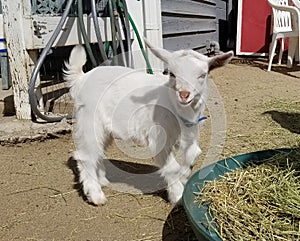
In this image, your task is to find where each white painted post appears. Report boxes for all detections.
[127,0,146,70]
[127,0,163,72]
[2,0,32,119]
[143,0,163,72]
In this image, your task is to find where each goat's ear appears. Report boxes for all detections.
[144,38,172,63]
[208,51,234,71]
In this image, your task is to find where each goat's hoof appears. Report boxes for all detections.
[168,182,184,206]
[87,190,107,206]
[83,182,107,205]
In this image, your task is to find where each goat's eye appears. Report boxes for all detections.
[198,73,207,79]
[169,72,176,78]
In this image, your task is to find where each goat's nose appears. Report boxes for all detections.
[179,90,190,100]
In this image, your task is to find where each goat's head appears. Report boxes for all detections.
[145,39,233,108]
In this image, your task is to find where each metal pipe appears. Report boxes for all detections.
[112,0,127,66]
[119,0,133,67]
[78,0,98,67]
[90,0,108,63]
[108,0,118,65]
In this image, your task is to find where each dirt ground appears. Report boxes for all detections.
[0,58,300,241]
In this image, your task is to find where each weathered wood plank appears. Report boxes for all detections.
[161,0,218,53]
[2,0,32,119]
[25,16,121,50]
[192,0,216,5]
[216,0,227,20]
[216,0,227,9]
[163,32,217,51]
[216,8,227,20]
[162,17,216,35]
[161,0,216,17]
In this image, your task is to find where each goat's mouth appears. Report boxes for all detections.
[179,98,193,106]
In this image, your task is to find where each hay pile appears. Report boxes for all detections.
[195,151,300,241]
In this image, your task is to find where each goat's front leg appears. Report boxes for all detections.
[180,141,202,185]
[157,151,184,206]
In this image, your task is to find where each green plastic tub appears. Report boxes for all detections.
[182,148,297,241]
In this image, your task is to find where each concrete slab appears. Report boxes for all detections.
[0,82,73,145]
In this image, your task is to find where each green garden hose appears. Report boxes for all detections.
[117,1,153,74]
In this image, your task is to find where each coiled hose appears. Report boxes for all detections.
[111,0,127,66]
[90,0,108,63]
[29,0,74,122]
[29,0,153,122]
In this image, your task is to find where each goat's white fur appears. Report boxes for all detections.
[64,41,233,206]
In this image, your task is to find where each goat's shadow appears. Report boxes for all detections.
[67,156,197,239]
[264,110,300,134]
[66,156,168,201]
[162,206,197,241]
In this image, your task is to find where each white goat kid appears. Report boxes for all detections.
[64,41,233,206]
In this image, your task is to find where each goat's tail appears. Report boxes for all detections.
[63,45,87,98]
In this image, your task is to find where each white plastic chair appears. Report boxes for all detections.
[292,0,300,62]
[292,0,300,9]
[267,0,300,71]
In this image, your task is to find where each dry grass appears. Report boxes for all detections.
[195,151,300,241]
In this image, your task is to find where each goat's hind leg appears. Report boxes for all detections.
[75,150,107,205]
[74,127,108,205]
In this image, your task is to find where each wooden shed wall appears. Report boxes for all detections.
[161,0,233,53]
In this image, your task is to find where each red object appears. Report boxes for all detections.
[239,0,272,54]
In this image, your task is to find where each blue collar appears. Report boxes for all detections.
[179,116,207,128]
